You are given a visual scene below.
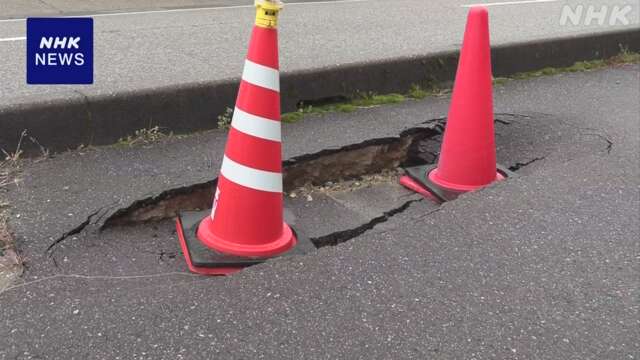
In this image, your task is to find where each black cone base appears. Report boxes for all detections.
[176,210,316,275]
[404,164,516,202]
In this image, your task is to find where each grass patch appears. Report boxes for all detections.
[407,84,430,99]
[615,48,640,63]
[507,48,639,81]
[281,111,305,123]
[282,102,359,123]
[217,107,234,130]
[281,92,408,124]
[351,92,406,107]
[279,85,450,124]
[335,103,358,113]
[117,126,170,147]
[492,77,510,86]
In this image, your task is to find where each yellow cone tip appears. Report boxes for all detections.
[255,0,283,28]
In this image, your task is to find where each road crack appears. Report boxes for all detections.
[311,198,424,248]
[46,207,106,257]
[508,157,546,171]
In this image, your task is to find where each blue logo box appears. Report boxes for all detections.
[27,18,93,84]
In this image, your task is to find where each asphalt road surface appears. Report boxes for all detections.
[0,64,638,358]
[0,0,637,108]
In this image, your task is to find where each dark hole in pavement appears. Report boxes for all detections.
[103,121,444,228]
[49,113,553,264]
[102,112,547,251]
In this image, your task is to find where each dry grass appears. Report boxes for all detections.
[1,130,26,190]
[0,208,10,253]
[1,153,21,190]
[1,131,23,276]
[0,159,20,190]
[117,126,171,147]
[0,206,22,292]
[0,162,10,189]
[1,171,21,288]
[0,129,50,190]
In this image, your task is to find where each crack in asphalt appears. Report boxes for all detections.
[46,112,540,259]
[422,113,529,126]
[496,112,532,119]
[495,118,512,125]
[102,123,445,228]
[312,150,539,247]
[420,116,446,126]
[508,157,546,171]
[45,207,110,262]
[45,199,120,262]
[584,132,614,154]
[311,198,424,248]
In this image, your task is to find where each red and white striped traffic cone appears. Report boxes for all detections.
[176,0,314,275]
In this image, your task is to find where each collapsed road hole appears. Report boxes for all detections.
[102,114,524,230]
[53,113,542,259]
[103,123,444,228]
[283,127,441,189]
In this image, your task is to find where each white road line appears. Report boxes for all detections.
[0,0,369,24]
[461,0,558,7]
[0,36,26,42]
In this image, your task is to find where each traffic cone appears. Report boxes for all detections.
[176,0,314,275]
[400,7,513,203]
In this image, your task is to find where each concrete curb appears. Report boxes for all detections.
[1,28,639,155]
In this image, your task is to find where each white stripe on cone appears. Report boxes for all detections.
[220,155,282,193]
[210,187,221,219]
[241,59,280,91]
[231,107,281,141]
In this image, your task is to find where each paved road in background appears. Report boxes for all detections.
[0,0,637,106]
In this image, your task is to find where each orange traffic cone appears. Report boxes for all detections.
[176,0,314,275]
[400,7,513,203]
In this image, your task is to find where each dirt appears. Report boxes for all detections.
[287,168,405,200]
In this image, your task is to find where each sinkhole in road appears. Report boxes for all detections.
[103,119,445,232]
[44,111,617,274]
[99,113,550,252]
[46,112,570,274]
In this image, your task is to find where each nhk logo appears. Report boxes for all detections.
[560,4,636,26]
[27,18,93,84]
[36,37,85,66]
